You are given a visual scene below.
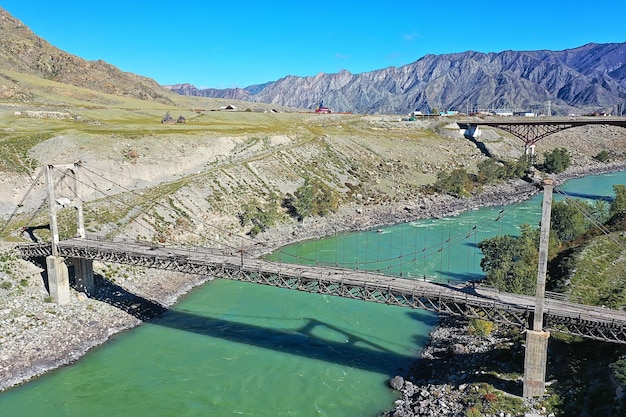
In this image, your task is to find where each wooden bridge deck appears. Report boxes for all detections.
[17,238,626,344]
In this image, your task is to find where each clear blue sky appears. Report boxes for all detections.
[2,1,625,89]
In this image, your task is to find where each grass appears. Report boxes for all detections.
[568,233,626,307]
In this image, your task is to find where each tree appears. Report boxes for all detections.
[478,224,559,295]
[542,148,571,174]
[550,199,593,242]
[593,150,611,163]
[476,159,502,184]
[238,195,282,236]
[610,184,626,218]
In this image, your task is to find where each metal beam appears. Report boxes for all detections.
[457,117,626,146]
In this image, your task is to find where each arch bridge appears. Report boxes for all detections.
[457,117,626,155]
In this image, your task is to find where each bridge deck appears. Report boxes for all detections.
[16,238,626,343]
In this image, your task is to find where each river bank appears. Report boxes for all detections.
[0,160,625,400]
[246,161,626,257]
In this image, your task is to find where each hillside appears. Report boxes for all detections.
[167,43,626,116]
[0,7,172,104]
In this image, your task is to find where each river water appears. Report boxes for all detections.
[1,171,624,417]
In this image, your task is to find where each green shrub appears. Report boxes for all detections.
[465,406,482,417]
[286,178,340,220]
[468,318,494,336]
[476,157,529,184]
[238,195,283,235]
[434,168,474,197]
[593,150,611,163]
[611,357,626,386]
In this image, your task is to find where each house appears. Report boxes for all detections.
[314,101,332,114]
[161,113,175,124]
[220,104,238,111]
[176,115,186,124]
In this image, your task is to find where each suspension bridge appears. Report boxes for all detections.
[3,118,626,397]
[15,235,626,346]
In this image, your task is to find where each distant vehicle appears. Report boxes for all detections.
[315,101,332,114]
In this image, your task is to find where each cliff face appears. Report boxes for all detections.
[168,43,626,115]
[0,7,173,104]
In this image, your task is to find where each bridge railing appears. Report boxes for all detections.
[82,234,232,256]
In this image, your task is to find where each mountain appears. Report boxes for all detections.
[0,7,173,104]
[164,82,271,101]
[166,43,626,115]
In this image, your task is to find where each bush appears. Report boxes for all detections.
[465,407,481,417]
[286,178,340,220]
[476,157,529,184]
[238,195,282,236]
[593,150,611,163]
[434,168,474,197]
[468,318,494,336]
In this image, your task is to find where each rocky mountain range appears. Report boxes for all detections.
[1,6,625,116]
[165,42,626,116]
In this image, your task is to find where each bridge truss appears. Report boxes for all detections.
[17,238,626,344]
[457,117,626,147]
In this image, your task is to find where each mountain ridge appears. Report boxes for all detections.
[165,42,626,115]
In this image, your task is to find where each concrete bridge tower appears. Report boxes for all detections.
[44,162,94,305]
[523,178,554,397]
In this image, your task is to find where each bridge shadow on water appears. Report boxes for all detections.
[433,270,484,284]
[557,191,614,202]
[89,274,435,376]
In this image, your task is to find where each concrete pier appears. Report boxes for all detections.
[523,329,550,397]
[46,255,70,305]
[71,258,94,295]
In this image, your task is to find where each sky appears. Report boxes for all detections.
[2,1,625,89]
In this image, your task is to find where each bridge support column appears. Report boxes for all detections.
[46,255,70,305]
[525,144,535,163]
[523,178,554,398]
[523,329,550,397]
[71,258,94,295]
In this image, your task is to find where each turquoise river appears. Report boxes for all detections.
[1,171,625,417]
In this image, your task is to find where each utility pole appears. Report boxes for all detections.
[523,178,554,397]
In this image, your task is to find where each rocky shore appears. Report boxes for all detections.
[0,160,625,403]
[380,314,557,417]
